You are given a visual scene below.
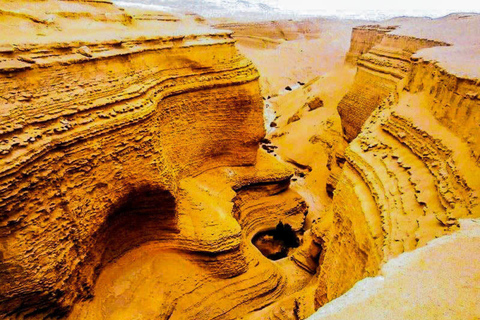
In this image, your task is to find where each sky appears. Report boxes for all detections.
[113,0,480,20]
[247,0,479,14]
[233,0,480,18]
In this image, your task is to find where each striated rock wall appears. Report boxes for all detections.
[214,19,322,49]
[65,151,313,320]
[338,26,448,141]
[0,0,276,316]
[407,53,480,161]
[310,218,480,320]
[3,3,479,319]
[344,25,395,65]
[312,28,480,307]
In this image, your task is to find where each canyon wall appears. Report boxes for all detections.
[219,18,359,96]
[312,21,480,308]
[66,150,313,320]
[2,3,479,319]
[0,1,309,317]
[344,25,395,64]
[214,19,322,49]
[338,25,448,141]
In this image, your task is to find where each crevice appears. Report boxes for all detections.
[252,222,301,260]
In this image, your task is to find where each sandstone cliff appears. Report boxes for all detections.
[217,18,360,96]
[2,3,480,319]
[0,1,312,318]
[338,25,448,141]
[245,13,480,319]
[310,14,480,311]
[310,218,480,320]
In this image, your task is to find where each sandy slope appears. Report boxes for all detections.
[309,219,480,320]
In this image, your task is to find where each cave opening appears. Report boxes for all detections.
[92,185,178,269]
[252,222,301,260]
[326,183,335,198]
[66,185,180,315]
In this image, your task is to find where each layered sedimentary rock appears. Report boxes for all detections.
[344,25,396,64]
[0,1,312,318]
[338,25,448,141]
[310,17,480,310]
[220,18,360,96]
[204,14,480,319]
[3,2,480,319]
[214,20,322,49]
[67,151,313,319]
[310,218,480,320]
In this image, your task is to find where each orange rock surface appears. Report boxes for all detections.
[1,1,479,320]
[269,13,480,319]
[0,1,312,318]
[239,12,480,320]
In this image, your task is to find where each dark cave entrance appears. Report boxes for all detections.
[69,185,179,311]
[252,222,300,260]
[94,185,178,267]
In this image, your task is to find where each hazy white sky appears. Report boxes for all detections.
[255,0,478,11]
[115,0,480,19]
[242,0,480,16]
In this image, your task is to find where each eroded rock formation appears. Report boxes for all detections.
[0,1,312,318]
[338,25,449,141]
[310,15,480,312]
[244,14,480,319]
[1,2,479,319]
[310,218,480,320]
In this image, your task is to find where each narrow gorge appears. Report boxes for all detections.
[0,1,479,320]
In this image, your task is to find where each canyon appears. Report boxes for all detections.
[0,1,479,320]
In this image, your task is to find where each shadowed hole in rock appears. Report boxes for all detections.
[45,185,181,317]
[326,183,335,198]
[98,186,178,265]
[77,185,179,293]
[252,222,300,260]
